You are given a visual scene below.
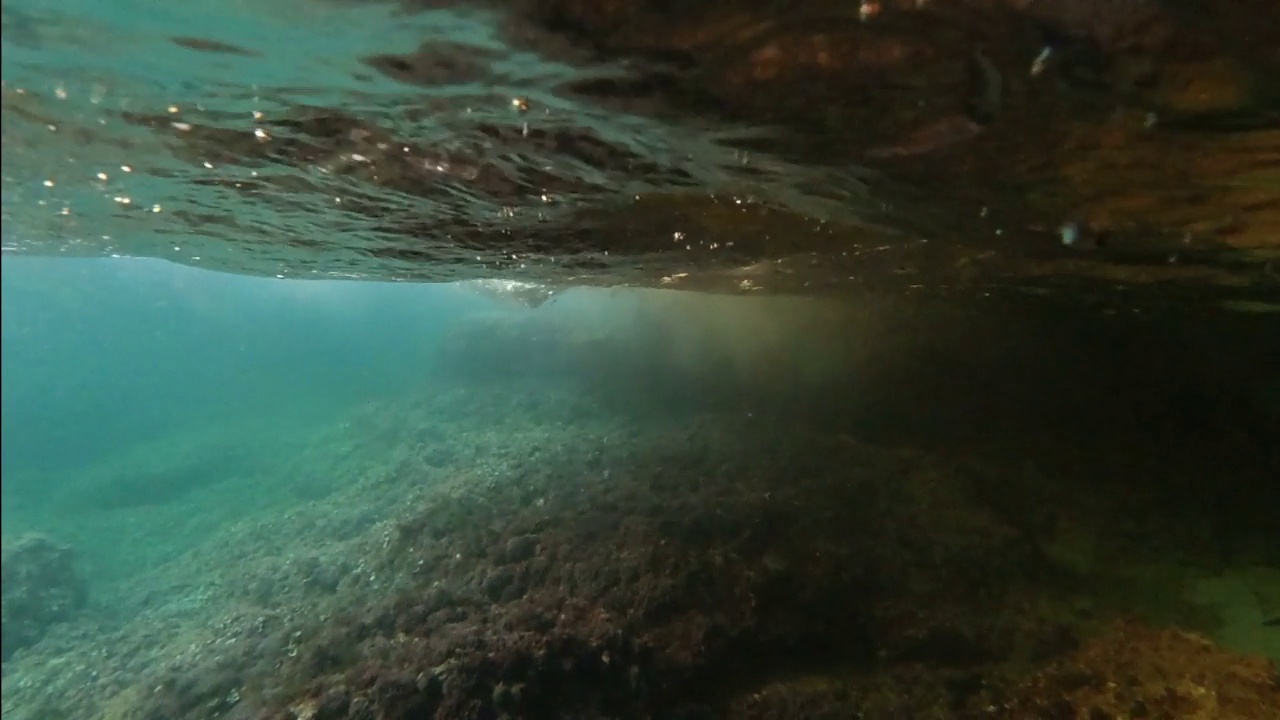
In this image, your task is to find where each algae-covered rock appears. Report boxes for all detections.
[1,533,88,662]
[980,620,1280,719]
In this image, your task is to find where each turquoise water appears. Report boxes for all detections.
[1,257,497,581]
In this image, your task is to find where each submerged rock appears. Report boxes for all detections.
[1,533,88,662]
[979,620,1280,719]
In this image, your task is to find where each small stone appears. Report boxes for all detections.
[503,535,539,564]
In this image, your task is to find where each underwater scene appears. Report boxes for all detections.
[3,0,1279,718]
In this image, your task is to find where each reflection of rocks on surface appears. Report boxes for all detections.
[1,534,88,662]
[4,0,1277,296]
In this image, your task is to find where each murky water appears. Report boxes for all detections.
[2,1,1279,718]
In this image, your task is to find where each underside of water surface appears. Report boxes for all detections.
[4,0,1278,301]
[2,0,1279,719]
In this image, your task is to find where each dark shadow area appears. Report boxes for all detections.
[434,291,1279,560]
